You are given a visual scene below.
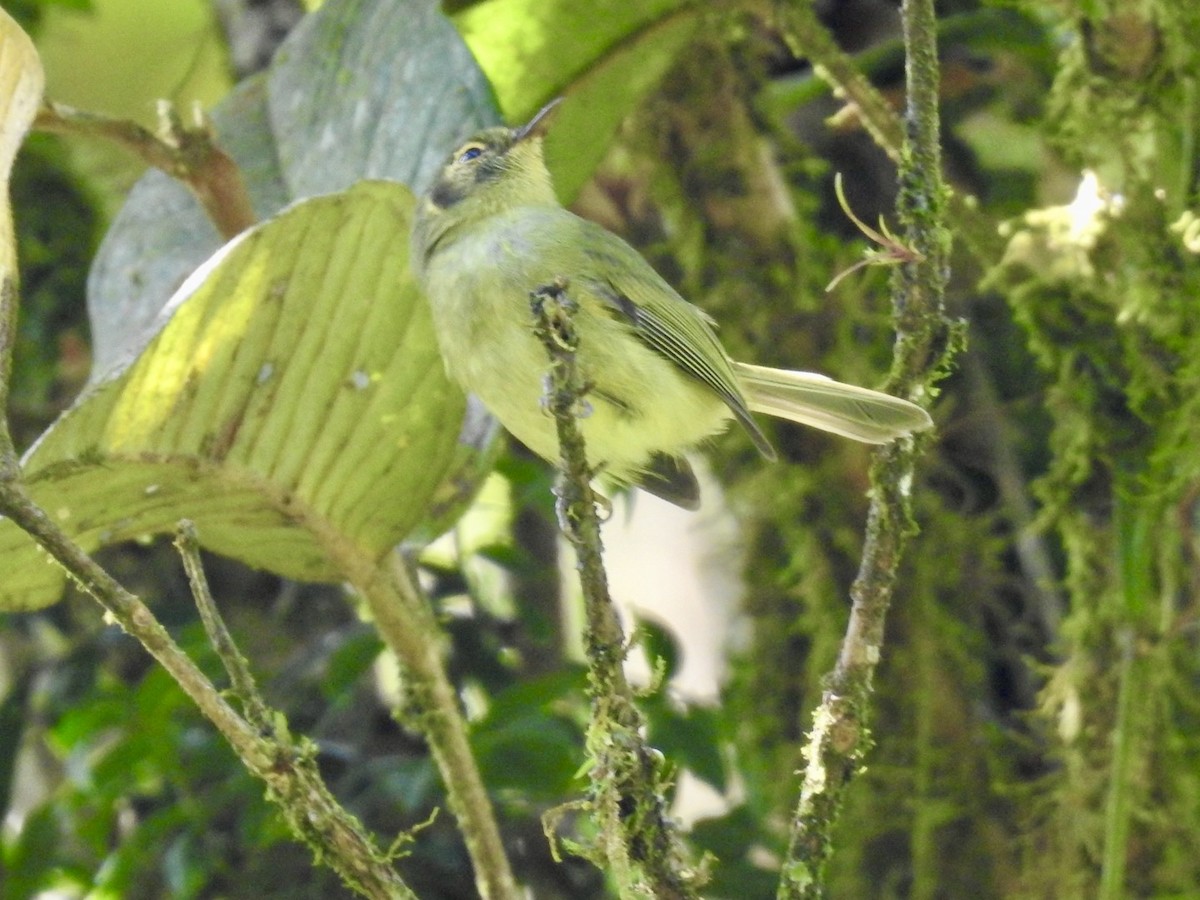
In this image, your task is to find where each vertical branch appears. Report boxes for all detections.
[530,280,698,899]
[1098,629,1140,900]
[778,0,955,895]
[1097,492,1157,899]
[335,550,521,900]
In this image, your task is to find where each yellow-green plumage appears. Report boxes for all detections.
[411,104,932,509]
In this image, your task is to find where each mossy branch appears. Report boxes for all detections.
[530,279,700,899]
[774,1,905,164]
[0,483,414,898]
[35,99,257,239]
[307,536,519,900]
[172,522,416,898]
[774,0,1000,262]
[777,0,957,895]
[175,521,275,728]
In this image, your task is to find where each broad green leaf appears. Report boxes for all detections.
[453,0,700,200]
[73,0,502,576]
[540,12,697,201]
[36,0,230,128]
[88,0,499,372]
[452,0,685,122]
[0,181,466,611]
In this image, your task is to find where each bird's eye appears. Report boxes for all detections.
[457,145,485,164]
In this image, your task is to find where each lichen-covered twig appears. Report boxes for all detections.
[530,279,701,899]
[774,1,999,263]
[777,0,958,894]
[775,1,905,164]
[175,520,275,728]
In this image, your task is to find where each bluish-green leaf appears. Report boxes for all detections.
[87,0,499,373]
[268,0,498,198]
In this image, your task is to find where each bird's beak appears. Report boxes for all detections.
[512,97,563,142]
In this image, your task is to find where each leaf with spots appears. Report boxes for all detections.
[0,181,478,611]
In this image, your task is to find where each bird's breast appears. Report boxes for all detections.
[417,210,733,475]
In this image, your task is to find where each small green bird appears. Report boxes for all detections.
[411,101,932,510]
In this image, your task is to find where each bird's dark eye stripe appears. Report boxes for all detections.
[458,146,484,163]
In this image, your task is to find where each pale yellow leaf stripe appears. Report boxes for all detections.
[0,9,44,310]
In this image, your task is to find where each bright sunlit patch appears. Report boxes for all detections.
[103,234,265,448]
[1000,169,1124,284]
[1026,170,1122,260]
[1064,170,1124,245]
[1170,210,1200,253]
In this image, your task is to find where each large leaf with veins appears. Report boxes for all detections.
[0,182,471,611]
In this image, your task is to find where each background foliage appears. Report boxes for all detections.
[2,0,1199,897]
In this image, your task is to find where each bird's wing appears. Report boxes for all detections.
[573,219,776,460]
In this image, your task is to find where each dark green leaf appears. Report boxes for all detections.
[636,615,681,683]
[321,627,385,700]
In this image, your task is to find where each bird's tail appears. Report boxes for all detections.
[733,362,932,445]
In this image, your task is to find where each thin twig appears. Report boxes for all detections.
[0,277,17,470]
[777,0,957,894]
[530,279,700,899]
[774,1,905,164]
[35,99,257,239]
[0,484,414,899]
[174,520,273,729]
